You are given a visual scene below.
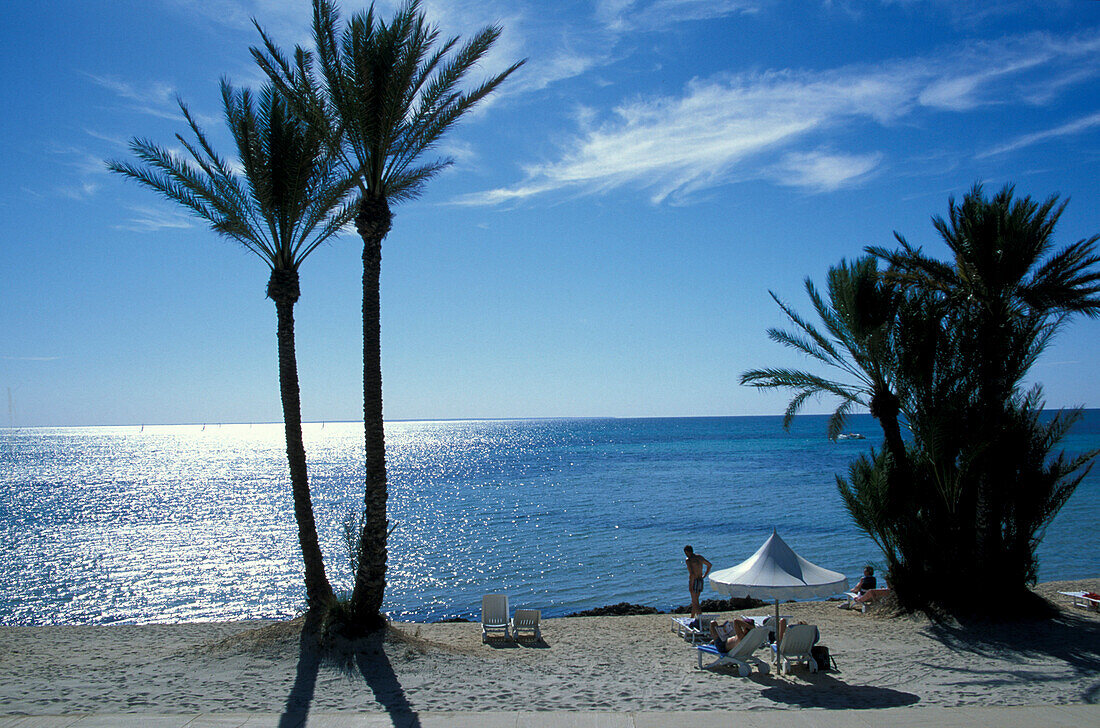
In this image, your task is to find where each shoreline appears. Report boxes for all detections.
[2,579,1099,714]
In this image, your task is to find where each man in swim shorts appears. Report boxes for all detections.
[684,545,712,622]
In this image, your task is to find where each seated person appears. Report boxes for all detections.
[709,616,756,653]
[839,566,879,608]
[776,617,820,646]
[854,566,877,594]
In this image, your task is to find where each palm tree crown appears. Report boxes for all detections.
[252,0,524,205]
[870,183,1100,332]
[109,80,357,272]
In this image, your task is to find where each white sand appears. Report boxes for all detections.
[2,579,1098,714]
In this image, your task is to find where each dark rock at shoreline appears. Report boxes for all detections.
[432,595,772,622]
[670,597,768,614]
[565,602,661,617]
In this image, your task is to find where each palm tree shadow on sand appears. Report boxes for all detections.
[278,615,421,728]
[924,609,1100,703]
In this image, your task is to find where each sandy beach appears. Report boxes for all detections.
[1,579,1098,716]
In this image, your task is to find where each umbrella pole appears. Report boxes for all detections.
[773,598,780,666]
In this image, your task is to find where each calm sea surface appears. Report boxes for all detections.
[2,413,1098,625]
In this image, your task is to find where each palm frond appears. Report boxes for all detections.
[260,0,521,205]
[110,76,355,274]
[769,291,847,367]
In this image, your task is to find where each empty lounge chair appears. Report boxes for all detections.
[1059,591,1100,612]
[481,594,511,643]
[511,608,542,641]
[772,623,818,674]
[671,614,717,643]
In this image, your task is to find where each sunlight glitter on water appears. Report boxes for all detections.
[2,415,1097,624]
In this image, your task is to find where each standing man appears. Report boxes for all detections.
[684,545,712,622]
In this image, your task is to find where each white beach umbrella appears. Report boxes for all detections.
[709,529,848,649]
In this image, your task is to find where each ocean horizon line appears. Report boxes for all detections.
[6,408,1098,431]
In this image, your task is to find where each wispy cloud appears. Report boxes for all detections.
[50,144,111,177]
[58,182,101,201]
[83,129,131,148]
[1,355,63,362]
[768,150,883,192]
[48,142,112,201]
[595,0,765,32]
[917,32,1100,111]
[164,0,310,40]
[85,73,181,120]
[114,205,195,233]
[456,67,911,205]
[875,0,1072,28]
[977,110,1100,158]
[461,29,1100,206]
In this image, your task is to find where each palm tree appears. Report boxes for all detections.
[252,0,523,630]
[740,256,909,460]
[869,183,1100,581]
[108,80,357,610]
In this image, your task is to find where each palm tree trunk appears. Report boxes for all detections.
[869,388,912,563]
[870,389,907,466]
[973,316,1011,589]
[268,269,335,611]
[351,195,393,631]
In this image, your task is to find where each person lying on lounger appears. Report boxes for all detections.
[709,616,756,653]
[853,587,887,606]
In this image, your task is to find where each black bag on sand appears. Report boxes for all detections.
[811,645,836,671]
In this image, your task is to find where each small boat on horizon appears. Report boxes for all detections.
[836,433,865,440]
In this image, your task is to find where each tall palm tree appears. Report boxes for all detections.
[108,80,357,610]
[252,0,523,630]
[869,183,1100,576]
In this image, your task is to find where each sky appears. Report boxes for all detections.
[2,0,1100,427]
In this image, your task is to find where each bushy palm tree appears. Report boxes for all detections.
[870,183,1100,591]
[251,0,523,630]
[744,184,1100,614]
[108,80,357,610]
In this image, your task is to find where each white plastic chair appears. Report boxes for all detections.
[772,624,818,674]
[671,614,717,643]
[842,588,890,612]
[511,608,542,640]
[481,594,511,642]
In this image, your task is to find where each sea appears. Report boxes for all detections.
[2,413,1098,626]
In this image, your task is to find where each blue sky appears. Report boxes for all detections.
[2,0,1100,427]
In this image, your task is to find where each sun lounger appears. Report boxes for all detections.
[1059,591,1100,612]
[511,608,542,640]
[772,624,818,674]
[676,614,789,644]
[481,594,511,642]
[841,588,890,612]
[671,614,717,643]
[695,625,771,676]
